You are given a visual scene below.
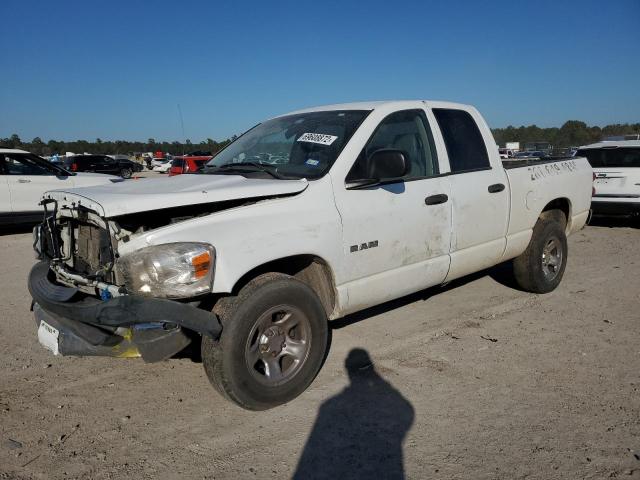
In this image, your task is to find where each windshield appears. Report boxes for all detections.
[206,110,370,179]
[577,147,640,168]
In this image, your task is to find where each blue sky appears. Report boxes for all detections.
[2,0,639,142]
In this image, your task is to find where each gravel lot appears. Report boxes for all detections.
[1,206,639,479]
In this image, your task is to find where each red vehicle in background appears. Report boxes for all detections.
[168,151,213,176]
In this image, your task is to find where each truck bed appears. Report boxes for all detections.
[502,155,592,243]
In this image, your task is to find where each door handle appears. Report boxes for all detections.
[425,194,448,205]
[488,183,505,193]
[18,178,31,183]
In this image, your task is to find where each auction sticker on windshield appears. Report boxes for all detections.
[297,133,338,146]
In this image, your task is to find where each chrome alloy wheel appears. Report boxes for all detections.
[244,305,312,386]
[541,236,563,281]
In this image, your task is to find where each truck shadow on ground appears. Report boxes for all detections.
[332,262,521,330]
[293,348,414,480]
[183,263,520,362]
[180,262,519,362]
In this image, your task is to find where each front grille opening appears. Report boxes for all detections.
[72,222,113,278]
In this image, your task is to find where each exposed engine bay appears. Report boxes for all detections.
[36,194,283,298]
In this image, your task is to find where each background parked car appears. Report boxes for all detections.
[498,148,515,159]
[150,157,171,169]
[168,156,210,176]
[578,140,640,217]
[152,159,172,173]
[1,149,119,224]
[64,154,143,178]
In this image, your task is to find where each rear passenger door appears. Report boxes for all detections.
[94,156,118,174]
[78,156,97,172]
[431,107,510,281]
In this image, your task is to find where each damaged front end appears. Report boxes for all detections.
[29,198,222,362]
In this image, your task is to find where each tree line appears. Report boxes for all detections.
[2,120,639,156]
[0,134,235,157]
[491,120,640,149]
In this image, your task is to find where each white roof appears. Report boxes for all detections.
[282,100,471,116]
[0,148,29,154]
[579,140,640,149]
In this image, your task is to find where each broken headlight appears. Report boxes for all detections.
[116,243,215,298]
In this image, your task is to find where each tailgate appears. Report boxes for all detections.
[593,168,640,198]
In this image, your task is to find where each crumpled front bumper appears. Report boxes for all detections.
[28,261,222,362]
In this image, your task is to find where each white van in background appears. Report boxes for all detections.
[577,140,640,216]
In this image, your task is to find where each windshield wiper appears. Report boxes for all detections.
[204,162,288,179]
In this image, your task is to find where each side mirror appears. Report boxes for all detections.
[367,149,409,180]
[345,149,410,189]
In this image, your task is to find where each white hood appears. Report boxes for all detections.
[44,174,309,217]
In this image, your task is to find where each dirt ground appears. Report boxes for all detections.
[1,217,639,480]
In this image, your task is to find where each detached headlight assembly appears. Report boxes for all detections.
[116,243,215,298]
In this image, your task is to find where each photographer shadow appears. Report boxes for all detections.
[294,348,414,480]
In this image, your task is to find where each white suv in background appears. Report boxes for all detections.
[578,140,640,217]
[1,149,120,225]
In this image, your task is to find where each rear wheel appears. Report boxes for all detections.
[202,273,328,410]
[120,167,132,179]
[513,212,568,293]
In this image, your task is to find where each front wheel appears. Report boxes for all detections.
[120,167,133,179]
[513,212,568,293]
[202,273,329,410]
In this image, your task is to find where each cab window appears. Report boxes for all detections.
[433,108,490,173]
[346,109,439,182]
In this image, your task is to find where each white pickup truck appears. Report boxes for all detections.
[29,101,592,410]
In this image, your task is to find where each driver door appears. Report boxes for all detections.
[331,109,452,314]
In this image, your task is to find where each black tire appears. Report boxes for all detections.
[202,273,328,410]
[513,212,568,293]
[120,168,132,179]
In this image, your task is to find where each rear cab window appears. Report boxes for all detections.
[577,148,640,168]
[433,108,490,173]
